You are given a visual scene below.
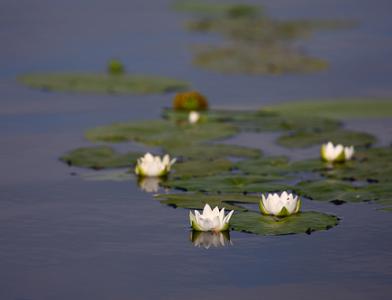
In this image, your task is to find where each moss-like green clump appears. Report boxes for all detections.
[107,59,125,75]
[19,73,189,95]
[173,91,209,111]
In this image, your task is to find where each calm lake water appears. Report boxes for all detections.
[0,0,391,299]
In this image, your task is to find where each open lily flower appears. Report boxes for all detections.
[344,145,355,160]
[190,231,231,249]
[134,153,176,177]
[259,191,301,217]
[188,111,200,124]
[189,204,234,232]
[321,141,345,163]
[321,142,354,162]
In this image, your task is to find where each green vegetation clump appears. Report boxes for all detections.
[173,91,209,111]
[107,59,125,75]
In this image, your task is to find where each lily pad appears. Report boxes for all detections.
[86,119,238,147]
[264,99,392,120]
[163,108,340,133]
[164,174,292,193]
[60,146,141,169]
[278,129,376,148]
[294,179,375,203]
[193,44,328,75]
[172,159,233,178]
[155,193,260,211]
[230,211,339,235]
[18,73,189,95]
[82,170,133,181]
[169,143,262,160]
[322,147,392,183]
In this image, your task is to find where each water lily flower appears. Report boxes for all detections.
[190,231,231,249]
[134,153,176,177]
[259,191,301,217]
[189,204,234,232]
[344,145,355,160]
[321,142,354,162]
[188,111,200,124]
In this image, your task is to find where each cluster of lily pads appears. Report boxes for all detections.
[174,0,353,74]
[60,91,392,248]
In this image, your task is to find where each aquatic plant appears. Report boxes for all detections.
[321,142,354,163]
[259,191,301,217]
[107,59,125,75]
[135,153,176,177]
[189,204,234,232]
[173,91,209,111]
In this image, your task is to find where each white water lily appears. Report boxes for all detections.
[189,204,234,232]
[321,141,354,162]
[259,191,301,217]
[344,145,355,160]
[134,153,176,177]
[188,111,200,124]
[191,231,231,249]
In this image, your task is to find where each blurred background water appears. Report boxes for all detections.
[0,0,391,299]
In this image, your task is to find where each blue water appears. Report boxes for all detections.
[0,0,391,299]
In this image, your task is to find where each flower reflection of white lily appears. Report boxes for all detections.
[190,231,232,249]
[138,177,161,193]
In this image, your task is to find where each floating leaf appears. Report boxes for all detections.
[155,193,260,211]
[264,99,392,120]
[18,73,189,95]
[164,174,291,193]
[170,143,262,160]
[294,179,375,203]
[322,147,392,183]
[86,120,238,146]
[173,159,233,178]
[278,129,376,148]
[60,146,141,169]
[230,211,339,235]
[82,170,133,181]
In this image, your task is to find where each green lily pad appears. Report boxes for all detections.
[236,156,289,175]
[163,108,340,133]
[264,99,392,120]
[18,73,189,95]
[164,174,291,193]
[278,129,376,148]
[294,179,375,203]
[365,183,392,206]
[169,143,262,160]
[86,119,238,147]
[172,159,233,178]
[173,1,262,17]
[82,170,133,181]
[193,44,328,75]
[60,146,141,169]
[155,193,260,211]
[230,211,339,235]
[322,147,392,183]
